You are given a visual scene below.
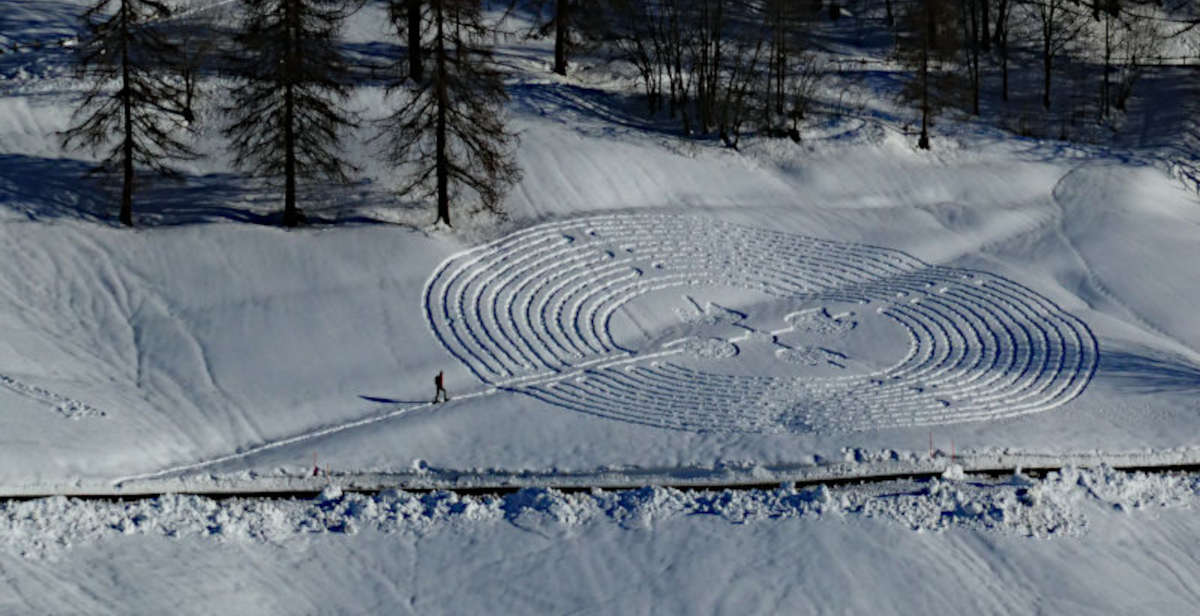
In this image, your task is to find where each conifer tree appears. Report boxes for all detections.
[61,0,195,226]
[896,0,960,149]
[223,0,356,227]
[377,0,520,227]
[387,0,424,81]
[527,0,601,76]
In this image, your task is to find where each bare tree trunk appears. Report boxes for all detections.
[283,0,299,227]
[553,0,567,75]
[981,0,990,51]
[992,0,1007,47]
[434,0,449,226]
[1042,35,1052,109]
[1102,11,1111,118]
[1001,23,1008,100]
[774,2,786,115]
[919,30,930,149]
[184,74,195,122]
[967,0,980,115]
[408,0,422,81]
[283,80,297,225]
[120,0,133,226]
[1040,1,1054,111]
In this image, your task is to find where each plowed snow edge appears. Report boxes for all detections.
[6,448,1200,499]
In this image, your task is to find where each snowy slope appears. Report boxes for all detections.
[4,0,1200,612]
[0,0,1198,493]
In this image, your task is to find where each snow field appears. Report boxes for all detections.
[0,0,1198,498]
[2,2,1200,612]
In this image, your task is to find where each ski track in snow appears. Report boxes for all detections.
[112,396,464,486]
[0,374,105,419]
[426,214,1099,433]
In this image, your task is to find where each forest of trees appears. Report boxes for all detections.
[61,0,1199,225]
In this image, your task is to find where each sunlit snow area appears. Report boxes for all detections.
[2,0,1200,612]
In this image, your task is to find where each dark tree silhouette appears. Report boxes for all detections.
[388,0,424,81]
[377,0,520,227]
[552,0,570,75]
[223,0,356,227]
[526,0,594,75]
[897,0,959,149]
[961,0,982,115]
[167,6,224,126]
[409,0,423,80]
[993,0,1013,100]
[61,0,196,226]
[1024,0,1089,110]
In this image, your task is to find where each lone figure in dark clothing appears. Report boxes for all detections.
[433,370,449,403]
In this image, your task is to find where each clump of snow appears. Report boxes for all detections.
[2,469,1197,559]
[318,485,343,502]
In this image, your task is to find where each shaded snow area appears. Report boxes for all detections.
[2,468,1200,613]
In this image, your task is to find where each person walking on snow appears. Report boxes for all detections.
[433,370,449,403]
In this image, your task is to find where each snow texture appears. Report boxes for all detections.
[3,467,1197,560]
[425,215,1098,432]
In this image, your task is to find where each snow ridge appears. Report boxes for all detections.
[4,467,1196,559]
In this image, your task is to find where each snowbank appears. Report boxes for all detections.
[4,467,1197,560]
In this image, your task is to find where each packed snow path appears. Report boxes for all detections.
[426,214,1098,432]
[0,375,104,419]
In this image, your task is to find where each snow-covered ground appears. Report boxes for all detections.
[4,467,1200,614]
[2,0,1199,611]
[3,4,1199,489]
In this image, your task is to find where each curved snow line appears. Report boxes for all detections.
[426,214,1098,433]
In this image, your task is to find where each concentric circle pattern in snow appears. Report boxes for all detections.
[424,215,1097,432]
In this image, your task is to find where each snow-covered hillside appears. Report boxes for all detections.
[2,0,1199,490]
[2,0,1199,611]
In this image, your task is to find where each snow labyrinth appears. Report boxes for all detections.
[425,214,1098,433]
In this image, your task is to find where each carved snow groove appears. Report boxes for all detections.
[0,374,106,419]
[425,215,1098,433]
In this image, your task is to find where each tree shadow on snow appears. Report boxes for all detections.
[0,0,82,56]
[0,154,404,227]
[506,81,686,138]
[0,153,271,225]
[1096,346,1200,395]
